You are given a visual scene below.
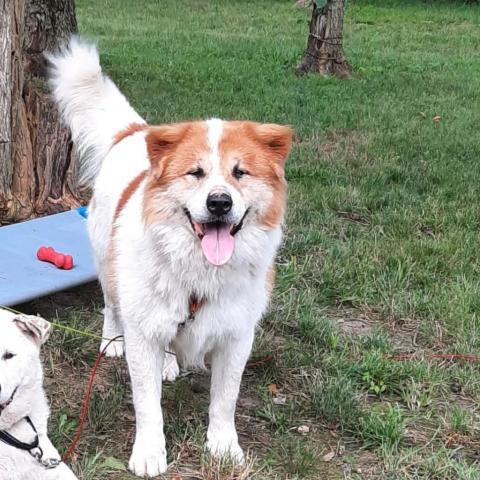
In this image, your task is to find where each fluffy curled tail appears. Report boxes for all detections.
[46,36,145,185]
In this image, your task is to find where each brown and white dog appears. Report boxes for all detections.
[48,38,292,477]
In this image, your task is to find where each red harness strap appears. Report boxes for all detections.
[188,294,205,320]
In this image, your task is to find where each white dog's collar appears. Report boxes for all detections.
[0,416,60,470]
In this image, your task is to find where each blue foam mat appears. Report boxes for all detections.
[0,210,96,306]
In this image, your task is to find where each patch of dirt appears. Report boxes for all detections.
[415,222,441,240]
[295,129,369,163]
[330,305,424,354]
[330,306,379,337]
[336,210,371,227]
[20,281,102,318]
[350,450,382,479]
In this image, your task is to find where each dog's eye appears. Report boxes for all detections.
[2,352,15,361]
[187,167,205,179]
[233,166,248,180]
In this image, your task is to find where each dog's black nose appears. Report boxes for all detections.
[206,192,232,216]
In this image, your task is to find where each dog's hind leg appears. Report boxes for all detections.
[88,203,124,357]
[162,350,180,381]
[98,254,124,357]
[100,302,124,357]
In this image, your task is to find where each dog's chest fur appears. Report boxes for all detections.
[111,191,281,366]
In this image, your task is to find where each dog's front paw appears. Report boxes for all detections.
[162,352,179,382]
[206,429,244,463]
[100,337,124,357]
[40,443,61,462]
[50,462,78,480]
[129,437,167,477]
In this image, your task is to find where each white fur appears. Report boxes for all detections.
[186,120,246,227]
[0,310,77,480]
[46,37,144,185]
[206,118,223,171]
[48,38,283,478]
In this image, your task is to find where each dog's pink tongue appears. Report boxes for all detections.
[201,223,235,266]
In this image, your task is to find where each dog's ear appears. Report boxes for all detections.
[251,123,293,166]
[13,315,51,347]
[146,123,191,179]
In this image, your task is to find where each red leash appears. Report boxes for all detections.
[62,335,123,462]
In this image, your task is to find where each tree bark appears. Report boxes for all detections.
[0,0,82,224]
[296,0,352,78]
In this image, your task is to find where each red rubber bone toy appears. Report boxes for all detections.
[37,246,74,270]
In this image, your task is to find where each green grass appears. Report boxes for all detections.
[29,0,480,478]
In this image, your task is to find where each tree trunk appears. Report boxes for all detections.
[296,0,351,78]
[0,0,83,224]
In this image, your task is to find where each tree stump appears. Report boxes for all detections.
[0,0,83,224]
[296,0,352,78]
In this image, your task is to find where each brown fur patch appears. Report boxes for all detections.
[143,122,210,226]
[145,122,209,181]
[108,170,148,302]
[219,121,292,229]
[104,239,119,306]
[266,265,276,296]
[112,122,147,148]
[114,170,148,222]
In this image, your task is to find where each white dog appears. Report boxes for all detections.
[48,38,292,477]
[0,309,77,480]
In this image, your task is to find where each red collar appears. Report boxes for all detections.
[188,294,205,320]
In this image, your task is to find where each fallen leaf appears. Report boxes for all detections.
[102,456,126,471]
[419,111,427,119]
[273,393,287,405]
[432,115,442,123]
[297,425,310,435]
[268,383,279,396]
[322,451,335,462]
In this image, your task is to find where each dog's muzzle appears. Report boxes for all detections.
[0,387,17,414]
[184,208,249,266]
